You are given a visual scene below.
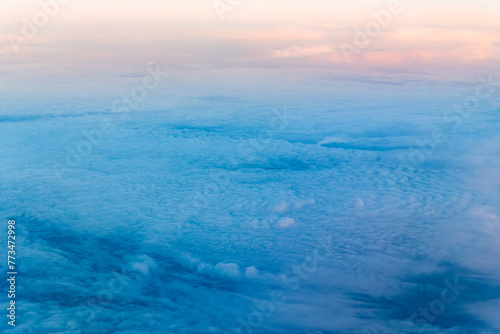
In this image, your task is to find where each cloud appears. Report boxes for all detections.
[275,217,295,228]
[2,70,500,333]
[267,45,332,58]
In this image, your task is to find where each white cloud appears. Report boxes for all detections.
[267,45,332,58]
[275,217,295,228]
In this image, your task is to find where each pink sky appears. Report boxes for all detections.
[1,0,499,77]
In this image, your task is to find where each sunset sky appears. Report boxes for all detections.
[1,0,499,76]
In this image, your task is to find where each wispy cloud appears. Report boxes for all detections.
[267,45,332,58]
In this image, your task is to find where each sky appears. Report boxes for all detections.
[1,0,500,77]
[1,1,500,334]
